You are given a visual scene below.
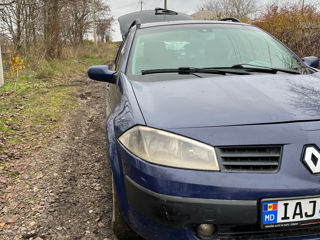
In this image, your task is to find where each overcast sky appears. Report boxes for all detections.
[107,0,318,41]
[108,0,202,41]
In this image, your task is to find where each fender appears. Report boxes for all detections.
[106,73,145,222]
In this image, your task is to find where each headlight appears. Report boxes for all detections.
[118,126,220,171]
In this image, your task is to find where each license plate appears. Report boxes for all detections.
[261,196,320,229]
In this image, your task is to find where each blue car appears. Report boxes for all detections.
[88,8,320,240]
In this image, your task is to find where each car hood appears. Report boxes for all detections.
[130,73,320,129]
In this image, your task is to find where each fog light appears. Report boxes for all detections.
[197,224,215,238]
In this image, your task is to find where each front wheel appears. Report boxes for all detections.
[112,176,140,239]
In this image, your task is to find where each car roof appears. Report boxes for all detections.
[139,20,250,29]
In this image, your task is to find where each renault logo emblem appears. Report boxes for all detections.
[303,145,320,174]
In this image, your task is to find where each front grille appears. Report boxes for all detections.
[216,146,282,173]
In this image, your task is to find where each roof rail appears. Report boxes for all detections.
[219,17,241,22]
[155,8,178,15]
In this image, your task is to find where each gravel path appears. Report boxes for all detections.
[1,79,116,240]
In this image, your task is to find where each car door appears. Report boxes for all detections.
[107,36,131,116]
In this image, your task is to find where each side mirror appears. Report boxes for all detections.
[302,56,319,68]
[88,65,116,83]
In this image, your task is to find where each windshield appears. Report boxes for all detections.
[127,24,306,78]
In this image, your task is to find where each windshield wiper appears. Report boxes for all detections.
[229,64,301,74]
[141,67,250,76]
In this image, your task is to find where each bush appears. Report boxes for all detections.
[253,3,320,61]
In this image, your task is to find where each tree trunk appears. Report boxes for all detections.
[16,0,22,51]
[43,0,61,59]
[0,46,4,87]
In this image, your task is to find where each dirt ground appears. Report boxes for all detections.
[1,78,116,239]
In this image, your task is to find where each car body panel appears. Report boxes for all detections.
[131,73,320,129]
[106,72,146,217]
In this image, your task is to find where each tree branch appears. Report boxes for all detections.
[0,1,15,6]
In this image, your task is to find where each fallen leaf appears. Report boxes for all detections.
[5,193,12,200]
[29,221,36,227]
[5,185,14,192]
[0,177,7,184]
[36,173,44,179]
[7,217,16,223]
[8,201,18,209]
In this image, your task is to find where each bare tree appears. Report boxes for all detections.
[0,0,24,50]
[199,0,257,20]
[97,18,113,42]
[60,0,92,44]
[94,0,112,43]
[0,0,14,6]
[0,0,41,52]
[42,0,61,59]
[60,0,112,44]
[0,0,112,58]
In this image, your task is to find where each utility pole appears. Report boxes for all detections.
[0,46,4,87]
[139,0,143,11]
[164,0,167,9]
[92,0,97,45]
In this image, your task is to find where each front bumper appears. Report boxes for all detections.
[125,176,320,240]
[125,176,257,229]
[117,147,320,240]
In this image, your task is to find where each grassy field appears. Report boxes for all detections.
[0,43,118,172]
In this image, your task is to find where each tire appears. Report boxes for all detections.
[112,176,140,239]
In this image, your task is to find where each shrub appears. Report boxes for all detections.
[253,3,320,61]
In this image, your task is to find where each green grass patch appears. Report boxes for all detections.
[0,74,80,153]
[0,43,118,163]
